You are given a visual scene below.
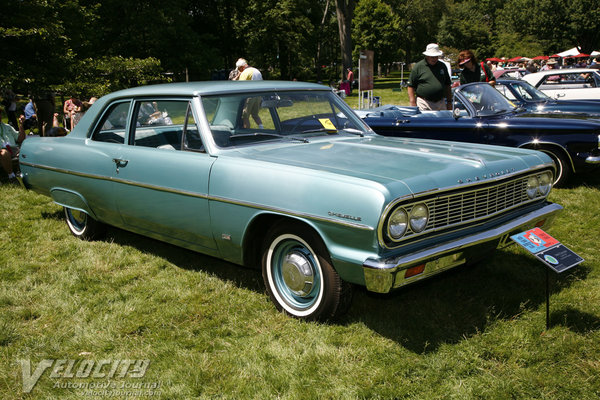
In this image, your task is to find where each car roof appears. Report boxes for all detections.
[104,80,331,100]
[526,68,599,76]
[496,79,524,84]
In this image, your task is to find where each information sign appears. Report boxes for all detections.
[510,227,583,273]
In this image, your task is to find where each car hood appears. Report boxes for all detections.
[523,99,600,116]
[232,135,550,195]
[503,110,600,124]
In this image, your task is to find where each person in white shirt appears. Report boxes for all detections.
[234,58,264,128]
[0,107,26,184]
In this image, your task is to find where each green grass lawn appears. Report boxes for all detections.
[2,171,600,399]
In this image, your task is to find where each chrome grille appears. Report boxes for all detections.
[422,178,527,231]
[395,174,539,241]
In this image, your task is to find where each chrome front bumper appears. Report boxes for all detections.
[585,155,600,164]
[362,203,563,293]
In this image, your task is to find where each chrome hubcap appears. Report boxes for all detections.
[281,251,315,297]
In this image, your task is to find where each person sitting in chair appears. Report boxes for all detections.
[0,107,26,184]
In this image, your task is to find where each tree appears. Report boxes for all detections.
[335,0,356,78]
[61,56,166,97]
[388,0,448,62]
[566,0,600,54]
[493,32,545,60]
[495,0,579,56]
[0,0,81,92]
[3,0,600,94]
[85,0,217,80]
[352,0,401,75]
[437,0,495,59]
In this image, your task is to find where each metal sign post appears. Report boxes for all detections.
[546,267,550,330]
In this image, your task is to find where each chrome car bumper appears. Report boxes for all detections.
[362,203,563,293]
[585,155,600,164]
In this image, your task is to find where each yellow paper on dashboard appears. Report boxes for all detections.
[318,118,337,131]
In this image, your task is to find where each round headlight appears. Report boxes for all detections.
[526,176,539,199]
[388,208,408,239]
[409,203,429,233]
[538,172,552,196]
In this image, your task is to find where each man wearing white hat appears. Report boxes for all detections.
[407,43,453,111]
[234,58,264,128]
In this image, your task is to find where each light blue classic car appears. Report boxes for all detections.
[19,81,562,320]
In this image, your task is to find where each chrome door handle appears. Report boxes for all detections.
[112,158,129,167]
[112,158,128,173]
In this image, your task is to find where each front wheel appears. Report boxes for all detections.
[261,221,352,321]
[64,207,106,240]
[540,149,572,187]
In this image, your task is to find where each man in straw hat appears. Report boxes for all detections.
[407,43,453,111]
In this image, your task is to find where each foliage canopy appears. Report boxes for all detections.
[1,0,599,95]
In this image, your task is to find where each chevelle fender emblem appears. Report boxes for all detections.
[328,211,362,222]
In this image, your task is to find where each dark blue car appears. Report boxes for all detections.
[359,82,600,186]
[495,79,600,117]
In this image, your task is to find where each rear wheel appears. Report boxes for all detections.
[261,221,352,321]
[64,207,106,240]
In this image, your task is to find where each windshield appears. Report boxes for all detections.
[200,90,369,148]
[458,83,517,116]
[497,81,550,101]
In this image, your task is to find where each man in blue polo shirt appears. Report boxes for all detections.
[407,43,452,111]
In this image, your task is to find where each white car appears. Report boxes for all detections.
[522,68,600,100]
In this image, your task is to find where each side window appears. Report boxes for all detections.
[515,86,531,100]
[183,103,204,152]
[92,102,130,143]
[132,100,190,150]
[540,74,560,85]
[495,85,516,100]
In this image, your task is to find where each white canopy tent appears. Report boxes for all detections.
[557,47,600,57]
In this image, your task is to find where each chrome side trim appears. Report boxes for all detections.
[364,202,563,293]
[19,161,209,199]
[20,161,374,231]
[209,195,374,231]
[519,141,575,172]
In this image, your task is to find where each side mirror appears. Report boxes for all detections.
[453,107,462,119]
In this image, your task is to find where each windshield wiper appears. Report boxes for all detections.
[301,127,365,137]
[229,132,309,143]
[300,127,336,134]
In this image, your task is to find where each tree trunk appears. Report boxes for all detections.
[335,0,355,80]
[316,0,331,82]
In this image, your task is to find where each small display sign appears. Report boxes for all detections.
[318,118,337,131]
[511,228,583,273]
